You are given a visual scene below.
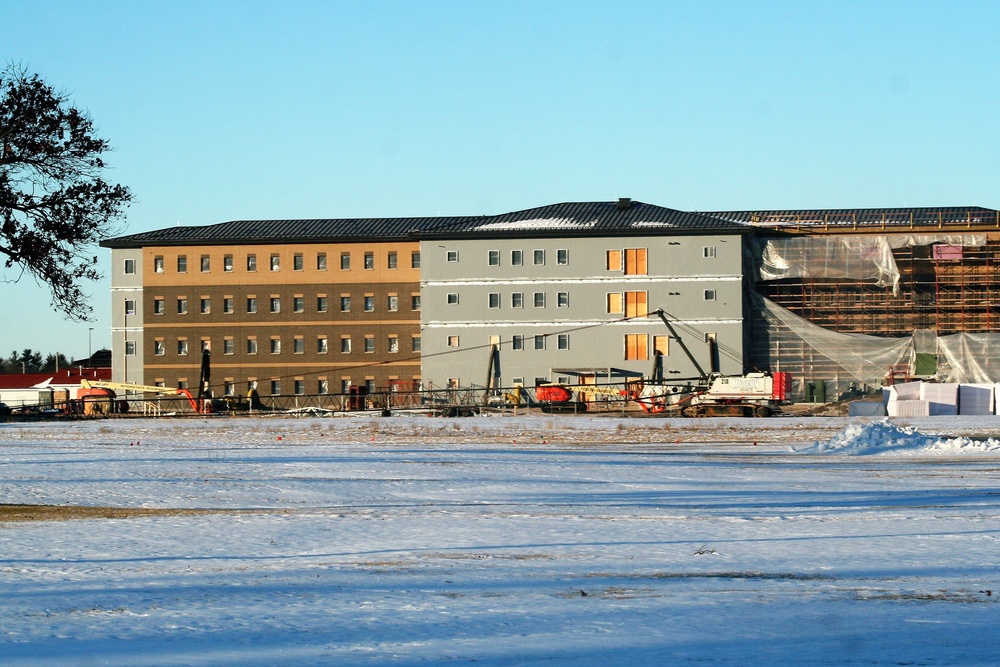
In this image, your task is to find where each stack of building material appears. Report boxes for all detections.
[959,384,995,415]
[849,401,887,417]
[885,381,929,417]
[920,383,959,416]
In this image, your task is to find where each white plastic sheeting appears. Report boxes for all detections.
[757,234,986,295]
[752,293,912,396]
[936,332,1000,384]
[753,294,1000,399]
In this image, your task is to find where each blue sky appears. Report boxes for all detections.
[3,0,999,360]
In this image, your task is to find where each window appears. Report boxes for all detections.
[200,298,210,314]
[201,339,211,352]
[224,381,235,396]
[387,252,397,269]
[247,297,257,314]
[534,335,546,350]
[704,289,717,301]
[703,246,717,259]
[200,255,210,272]
[448,335,460,347]
[488,293,500,309]
[154,298,164,315]
[512,292,523,308]
[488,250,500,266]
[271,380,281,396]
[533,292,545,308]
[318,379,328,395]
[247,338,258,354]
[364,296,375,312]
[512,335,524,350]
[557,334,570,350]
[224,339,235,355]
[124,259,136,274]
[317,337,328,354]
[411,251,421,268]
[533,249,545,265]
[388,336,399,353]
[154,340,165,356]
[340,296,351,312]
[270,338,281,354]
[448,378,460,389]
[625,291,648,318]
[412,336,421,352]
[270,254,280,271]
[294,380,305,396]
[294,338,305,354]
[293,297,304,313]
[557,249,568,265]
[341,337,351,353]
[364,336,375,353]
[365,379,376,394]
[317,253,327,270]
[653,335,669,356]
[447,293,459,305]
[224,255,234,272]
[270,297,280,313]
[247,254,257,271]
[177,256,187,272]
[153,256,164,273]
[606,249,622,271]
[387,295,398,311]
[125,340,136,356]
[124,299,136,316]
[177,339,189,355]
[411,295,421,311]
[557,292,569,308]
[511,249,523,266]
[625,248,648,275]
[364,252,374,270]
[317,296,328,313]
[607,293,623,314]
[177,298,187,314]
[341,379,352,393]
[223,297,234,314]
[446,250,459,262]
[625,334,648,360]
[293,254,304,271]
[340,252,351,270]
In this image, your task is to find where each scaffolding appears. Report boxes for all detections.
[749,232,1000,399]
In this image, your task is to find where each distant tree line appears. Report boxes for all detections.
[1,349,75,373]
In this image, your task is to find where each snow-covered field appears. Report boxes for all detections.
[2,413,999,666]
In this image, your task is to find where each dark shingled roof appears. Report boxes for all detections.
[701,206,999,229]
[100,215,475,248]
[415,200,748,239]
[101,201,749,248]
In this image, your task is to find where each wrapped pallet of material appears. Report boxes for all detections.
[959,384,995,415]
[920,383,959,416]
[887,399,930,417]
[890,382,923,401]
[849,401,888,417]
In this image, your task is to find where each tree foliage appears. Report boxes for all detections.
[0,64,132,320]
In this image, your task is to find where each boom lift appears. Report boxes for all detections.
[78,379,214,414]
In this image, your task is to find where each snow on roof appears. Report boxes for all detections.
[473,217,599,231]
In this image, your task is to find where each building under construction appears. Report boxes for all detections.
[707,207,1000,400]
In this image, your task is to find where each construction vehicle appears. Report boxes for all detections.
[77,379,217,415]
[626,309,791,417]
[629,371,790,417]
